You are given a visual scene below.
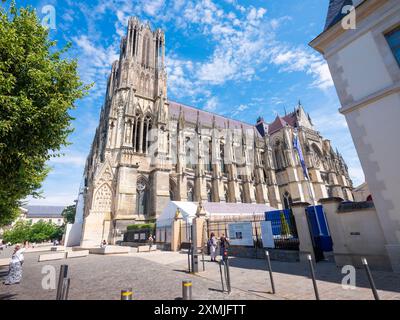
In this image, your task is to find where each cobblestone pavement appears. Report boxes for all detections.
[1,249,399,300]
[0,249,264,300]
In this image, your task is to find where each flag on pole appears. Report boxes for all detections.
[293,129,309,179]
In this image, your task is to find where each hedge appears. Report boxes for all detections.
[126,223,155,231]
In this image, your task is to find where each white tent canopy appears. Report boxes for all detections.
[156,201,199,227]
[156,201,278,228]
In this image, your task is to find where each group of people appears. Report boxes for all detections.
[207,233,229,262]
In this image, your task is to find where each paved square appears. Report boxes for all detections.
[1,248,399,300]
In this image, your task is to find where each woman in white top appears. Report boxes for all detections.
[4,245,25,285]
[209,233,218,262]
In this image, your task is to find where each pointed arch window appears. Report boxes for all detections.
[239,186,245,203]
[136,178,148,216]
[142,35,150,67]
[220,142,226,174]
[133,112,143,153]
[283,191,293,210]
[206,185,212,202]
[142,115,152,153]
[187,183,194,202]
[224,186,229,203]
[185,137,194,169]
[207,140,213,172]
[274,140,286,170]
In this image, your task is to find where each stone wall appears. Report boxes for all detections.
[321,198,391,271]
[227,246,299,262]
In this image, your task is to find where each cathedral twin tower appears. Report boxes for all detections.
[80,18,353,247]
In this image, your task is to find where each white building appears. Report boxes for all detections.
[22,205,65,226]
[310,0,400,272]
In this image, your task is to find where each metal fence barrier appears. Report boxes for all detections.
[265,250,276,294]
[361,257,380,300]
[56,265,70,300]
[219,255,231,294]
[307,254,320,300]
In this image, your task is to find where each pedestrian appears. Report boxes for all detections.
[148,234,154,251]
[219,233,229,259]
[209,233,218,262]
[100,240,107,248]
[4,244,25,285]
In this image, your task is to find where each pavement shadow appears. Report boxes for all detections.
[227,256,400,293]
[0,293,17,300]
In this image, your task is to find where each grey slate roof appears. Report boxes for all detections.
[324,0,356,31]
[24,205,65,218]
[203,202,276,214]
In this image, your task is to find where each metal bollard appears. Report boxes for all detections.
[56,265,68,300]
[361,258,380,300]
[62,278,70,300]
[182,281,193,300]
[121,289,133,300]
[202,249,205,271]
[265,250,276,294]
[219,260,225,292]
[224,256,231,294]
[187,247,191,273]
[307,254,320,300]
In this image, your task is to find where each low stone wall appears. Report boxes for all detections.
[321,198,391,271]
[228,246,299,262]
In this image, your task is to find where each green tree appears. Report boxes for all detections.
[62,204,76,224]
[0,2,90,226]
[280,211,291,238]
[2,220,31,244]
[3,219,64,244]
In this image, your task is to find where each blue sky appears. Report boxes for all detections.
[5,0,364,205]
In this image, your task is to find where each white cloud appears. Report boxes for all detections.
[49,154,87,167]
[270,46,334,90]
[72,35,119,100]
[25,193,78,206]
[144,0,165,16]
[204,97,218,111]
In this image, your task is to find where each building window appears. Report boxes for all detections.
[220,143,226,174]
[185,137,194,169]
[136,179,148,216]
[385,25,400,66]
[206,185,212,202]
[187,183,194,202]
[283,191,293,210]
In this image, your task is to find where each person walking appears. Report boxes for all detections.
[219,234,229,260]
[148,234,154,252]
[209,233,218,262]
[4,245,25,285]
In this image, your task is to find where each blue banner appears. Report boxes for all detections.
[293,130,309,179]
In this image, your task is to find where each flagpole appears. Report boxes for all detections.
[293,129,322,236]
[305,175,323,236]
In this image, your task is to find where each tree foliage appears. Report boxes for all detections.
[0,2,90,226]
[280,211,291,238]
[3,219,64,244]
[62,204,76,224]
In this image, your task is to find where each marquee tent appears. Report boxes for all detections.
[156,201,278,227]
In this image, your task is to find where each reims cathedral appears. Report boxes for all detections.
[80,17,353,247]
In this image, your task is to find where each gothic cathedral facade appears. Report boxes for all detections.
[80,18,353,247]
